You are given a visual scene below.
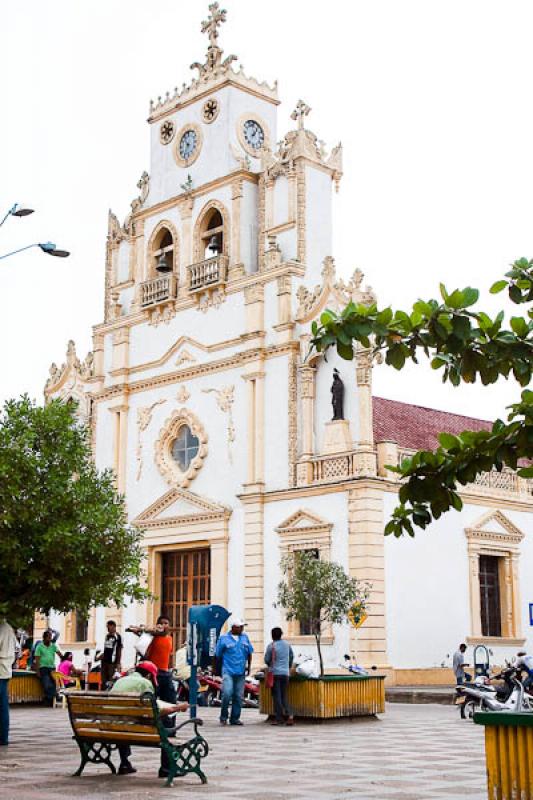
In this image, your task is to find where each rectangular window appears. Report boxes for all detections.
[479,555,501,637]
[74,613,89,642]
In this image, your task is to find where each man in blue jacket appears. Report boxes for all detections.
[215,617,253,726]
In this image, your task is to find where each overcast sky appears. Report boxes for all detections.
[2,0,532,421]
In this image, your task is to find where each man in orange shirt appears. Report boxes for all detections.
[127,615,176,779]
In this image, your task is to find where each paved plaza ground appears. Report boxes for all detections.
[0,703,487,800]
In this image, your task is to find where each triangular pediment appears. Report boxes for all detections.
[275,508,332,533]
[134,487,231,528]
[466,510,524,543]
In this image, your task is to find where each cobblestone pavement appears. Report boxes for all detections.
[0,703,487,800]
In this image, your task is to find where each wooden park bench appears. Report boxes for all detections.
[66,691,208,786]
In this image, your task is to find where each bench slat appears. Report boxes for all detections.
[68,695,149,708]
[73,720,158,735]
[74,729,161,745]
[69,704,155,718]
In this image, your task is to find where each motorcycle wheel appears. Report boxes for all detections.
[460,698,478,720]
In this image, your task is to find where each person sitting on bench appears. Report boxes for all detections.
[110,660,188,776]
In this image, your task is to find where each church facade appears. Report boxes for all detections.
[44,5,533,682]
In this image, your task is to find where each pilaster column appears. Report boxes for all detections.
[469,551,482,637]
[348,485,389,666]
[242,497,265,659]
[92,332,104,377]
[265,177,274,230]
[210,538,229,609]
[299,365,315,458]
[510,553,522,638]
[179,197,194,293]
[230,179,242,267]
[111,327,130,376]
[109,394,129,494]
[244,284,265,335]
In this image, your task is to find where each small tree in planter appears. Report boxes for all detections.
[277,551,370,676]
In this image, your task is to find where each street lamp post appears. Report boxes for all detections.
[0,242,70,260]
[0,203,70,259]
[0,203,34,228]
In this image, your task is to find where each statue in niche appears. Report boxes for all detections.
[331,368,344,420]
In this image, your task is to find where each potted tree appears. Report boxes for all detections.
[261,551,385,719]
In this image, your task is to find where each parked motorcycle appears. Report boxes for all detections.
[455,666,532,719]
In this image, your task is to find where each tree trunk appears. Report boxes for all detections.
[314,632,324,676]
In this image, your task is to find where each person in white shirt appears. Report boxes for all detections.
[0,619,17,746]
[452,643,471,685]
[516,651,533,690]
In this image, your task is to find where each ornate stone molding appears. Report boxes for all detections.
[197,287,226,313]
[45,340,94,408]
[465,510,525,548]
[202,385,235,463]
[136,399,166,481]
[176,385,190,404]
[154,408,208,488]
[175,349,197,368]
[149,3,277,122]
[244,284,264,304]
[148,304,177,327]
[134,485,231,529]
[295,257,376,323]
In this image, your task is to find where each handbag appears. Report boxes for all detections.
[265,642,276,689]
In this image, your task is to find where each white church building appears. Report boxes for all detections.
[44,5,533,683]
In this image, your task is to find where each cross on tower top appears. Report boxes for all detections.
[291,99,311,130]
[201,2,227,48]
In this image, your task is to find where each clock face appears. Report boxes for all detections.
[243,119,265,150]
[179,129,198,160]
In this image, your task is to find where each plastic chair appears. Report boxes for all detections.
[52,671,82,708]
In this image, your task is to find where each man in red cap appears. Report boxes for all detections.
[111,661,187,776]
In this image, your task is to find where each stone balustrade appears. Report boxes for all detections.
[188,254,228,292]
[296,444,533,500]
[140,275,177,307]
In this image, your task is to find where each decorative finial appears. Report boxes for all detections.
[191,2,237,79]
[291,99,311,131]
[201,2,227,47]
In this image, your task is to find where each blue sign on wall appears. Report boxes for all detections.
[529,603,533,626]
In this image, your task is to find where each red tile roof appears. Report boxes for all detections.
[373,396,492,451]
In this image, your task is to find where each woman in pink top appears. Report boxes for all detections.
[57,652,81,686]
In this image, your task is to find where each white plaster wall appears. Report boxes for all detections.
[240,181,258,273]
[94,399,115,472]
[116,240,130,283]
[148,86,278,207]
[120,286,134,315]
[305,165,332,280]
[103,333,113,380]
[273,175,289,226]
[127,295,246,378]
[384,495,533,669]
[262,280,278,346]
[124,362,248,521]
[276,227,296,263]
[263,492,350,668]
[263,355,289,490]
[314,352,360,450]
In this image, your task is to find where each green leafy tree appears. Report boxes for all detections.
[276,550,369,675]
[0,396,149,628]
[311,258,533,538]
